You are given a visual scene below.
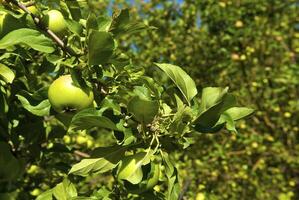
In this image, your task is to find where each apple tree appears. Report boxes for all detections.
[0,1,253,199]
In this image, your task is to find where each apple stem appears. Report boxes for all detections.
[6,0,78,57]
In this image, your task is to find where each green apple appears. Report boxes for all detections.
[48,75,94,113]
[27,6,39,15]
[42,10,67,35]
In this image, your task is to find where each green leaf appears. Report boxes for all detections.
[140,76,163,99]
[0,191,19,200]
[66,19,83,36]
[199,87,229,113]
[203,107,253,134]
[97,16,112,32]
[36,190,53,200]
[0,12,26,39]
[169,106,193,136]
[118,152,148,184]
[224,107,255,120]
[69,146,127,176]
[100,98,122,115]
[194,93,236,131]
[72,198,98,200]
[161,152,180,200]
[16,95,50,117]
[155,63,197,104]
[133,86,152,100]
[65,0,82,21]
[116,120,136,145]
[166,174,180,200]
[0,28,55,53]
[221,113,237,133]
[174,94,184,110]
[128,96,159,124]
[69,108,118,131]
[91,187,112,200]
[88,30,115,66]
[86,13,98,33]
[0,89,8,114]
[0,63,15,84]
[109,9,148,38]
[53,179,77,200]
[86,14,111,33]
[55,112,74,128]
[161,152,174,179]
[0,142,24,181]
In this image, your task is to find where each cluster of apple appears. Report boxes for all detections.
[39,10,94,113]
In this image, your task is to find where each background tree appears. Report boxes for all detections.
[106,0,298,199]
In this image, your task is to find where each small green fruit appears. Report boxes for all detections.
[48,75,94,113]
[27,6,39,15]
[42,10,67,35]
[27,165,40,174]
[30,188,41,196]
[76,135,88,145]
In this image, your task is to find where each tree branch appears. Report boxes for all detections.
[74,150,90,158]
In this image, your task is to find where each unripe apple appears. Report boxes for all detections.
[235,20,244,28]
[48,75,94,113]
[76,135,88,145]
[30,188,41,196]
[27,6,39,15]
[42,10,67,35]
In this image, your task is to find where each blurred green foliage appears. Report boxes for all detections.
[92,0,299,199]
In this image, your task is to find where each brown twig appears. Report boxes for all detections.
[74,150,90,158]
[6,0,78,57]
[227,150,246,156]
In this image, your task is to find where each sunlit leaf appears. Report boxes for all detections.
[53,179,77,200]
[16,95,50,116]
[0,63,14,84]
[155,63,197,104]
[127,96,159,124]
[69,146,127,176]
[0,28,55,53]
[88,30,115,66]
[69,108,118,131]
